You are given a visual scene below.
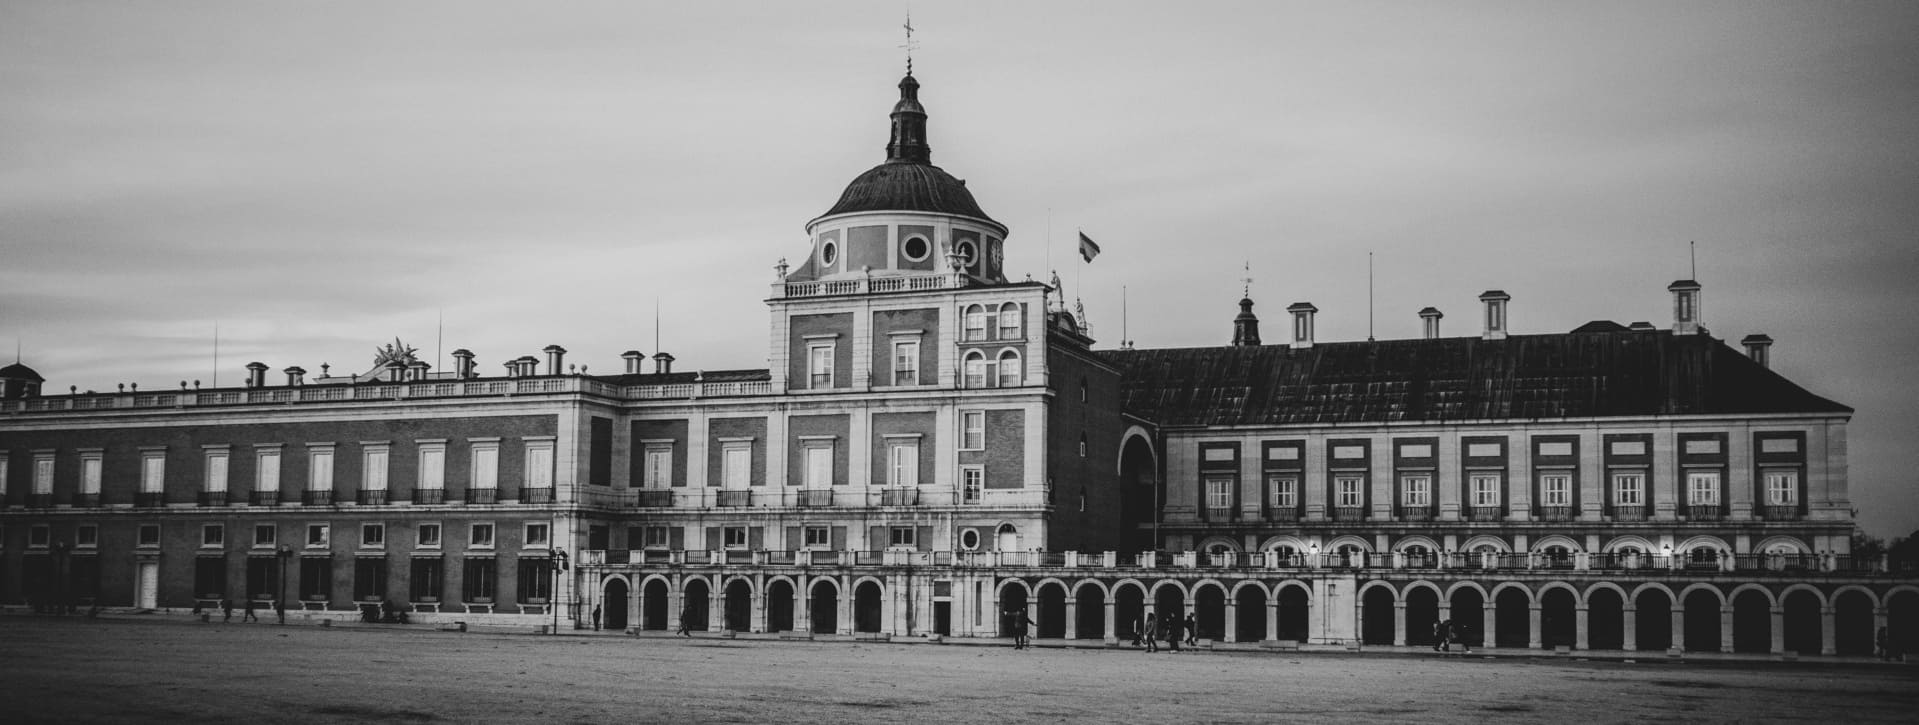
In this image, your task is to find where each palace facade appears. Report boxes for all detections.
[2,69,1912,656]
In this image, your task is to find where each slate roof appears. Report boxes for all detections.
[1100,330,1851,428]
[820,162,996,223]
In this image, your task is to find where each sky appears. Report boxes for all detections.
[2,1,1915,537]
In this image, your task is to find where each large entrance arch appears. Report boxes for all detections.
[602,578,629,631]
[854,581,884,633]
[1683,589,1722,652]
[1194,584,1226,641]
[1731,589,1771,654]
[1075,585,1105,640]
[724,579,753,633]
[1278,585,1311,642]
[1635,588,1673,651]
[1405,587,1439,648]
[682,579,711,633]
[642,579,670,631]
[1235,587,1267,642]
[1889,590,1919,656]
[1361,586,1395,646]
[1587,588,1625,650]
[1781,590,1821,655]
[1833,589,1874,655]
[1541,588,1577,649]
[1036,582,1067,639]
[1001,584,1030,638]
[1449,588,1485,648]
[1494,588,1530,648]
[810,580,839,635]
[766,580,795,633]
[1115,583,1145,642]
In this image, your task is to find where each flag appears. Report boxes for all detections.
[1078,232,1101,262]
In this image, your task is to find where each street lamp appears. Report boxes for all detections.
[50,541,71,615]
[277,545,293,619]
[548,547,569,634]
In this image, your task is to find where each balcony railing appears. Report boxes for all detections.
[1397,506,1433,522]
[717,490,752,507]
[1204,506,1236,522]
[1612,505,1647,522]
[413,489,444,505]
[303,490,332,506]
[1761,505,1801,521]
[1332,506,1367,522]
[199,491,227,507]
[74,493,101,508]
[468,488,497,504]
[1265,507,1300,522]
[250,491,279,506]
[1465,506,1503,521]
[777,271,963,299]
[0,373,777,415]
[28,493,54,508]
[1535,505,1575,522]
[1687,504,1723,521]
[878,489,919,506]
[637,489,674,507]
[136,492,165,508]
[797,489,834,508]
[522,487,554,504]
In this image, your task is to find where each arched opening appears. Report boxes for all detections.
[766,580,795,633]
[1075,586,1105,640]
[1361,586,1396,646]
[724,579,753,633]
[1278,585,1310,642]
[1635,589,1673,651]
[1118,434,1159,551]
[602,579,629,631]
[996,525,1019,553]
[1833,590,1874,655]
[681,579,711,633]
[1448,589,1485,648]
[1405,587,1439,647]
[1036,582,1067,639]
[1193,584,1225,641]
[996,350,1022,387]
[1152,586,1184,632]
[1781,590,1821,655]
[1683,589,1722,652]
[853,581,884,633]
[1403,544,1436,569]
[1889,590,1919,657]
[1001,584,1030,638]
[1731,589,1771,654]
[1114,584,1145,642]
[1235,587,1267,642]
[1541,588,1577,649]
[1495,588,1531,648]
[1539,545,1575,570]
[1587,588,1625,650]
[642,579,670,631]
[810,581,839,635]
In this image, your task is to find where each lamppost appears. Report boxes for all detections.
[548,547,569,634]
[50,540,72,615]
[277,545,292,613]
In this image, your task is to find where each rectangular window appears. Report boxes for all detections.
[469,523,495,548]
[256,449,281,493]
[1204,476,1233,509]
[1400,474,1431,507]
[1470,474,1502,506]
[888,441,920,487]
[417,444,446,491]
[1687,471,1721,505]
[888,525,917,548]
[417,523,442,548]
[29,524,51,548]
[1613,472,1645,506]
[808,343,834,389]
[804,525,830,548]
[961,466,983,504]
[964,307,987,341]
[254,524,276,547]
[194,557,226,598]
[361,446,388,492]
[300,557,331,600]
[410,558,443,602]
[804,445,832,489]
[893,340,919,386]
[306,523,329,548]
[307,449,333,492]
[140,452,166,493]
[80,453,103,495]
[76,524,99,548]
[643,445,673,489]
[1540,474,1572,506]
[961,411,985,450]
[517,559,553,602]
[204,450,229,493]
[722,444,752,488]
[722,526,747,549]
[643,526,669,548]
[33,456,54,494]
[1765,470,1799,506]
[997,305,1022,339]
[471,442,499,491]
[461,559,495,602]
[202,524,224,547]
[524,523,550,548]
[524,441,554,489]
[361,523,384,547]
[138,524,161,547]
[1268,476,1297,508]
[1335,476,1364,507]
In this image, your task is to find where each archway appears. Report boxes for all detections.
[1277,585,1310,642]
[1075,585,1105,640]
[1889,590,1919,657]
[1235,586,1267,642]
[1362,586,1396,646]
[1118,430,1160,551]
[1495,588,1530,648]
[1731,589,1771,654]
[602,578,629,631]
[1587,588,1625,650]
[1114,583,1145,642]
[1001,583,1030,638]
[724,579,753,632]
[766,580,795,633]
[1036,582,1067,639]
[642,579,670,630]
[810,580,839,635]
[1448,588,1485,647]
[1781,590,1820,655]
[1833,590,1873,655]
[1405,587,1439,647]
[1541,588,1577,649]
[1194,584,1226,641]
[1153,586,1184,633]
[1683,589,1722,652]
[854,580,884,633]
[1635,588,1673,651]
[682,579,711,632]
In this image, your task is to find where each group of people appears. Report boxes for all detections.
[1431,618,1471,652]
[192,598,286,624]
[1127,612,1200,653]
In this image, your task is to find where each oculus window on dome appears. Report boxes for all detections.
[902,236,929,263]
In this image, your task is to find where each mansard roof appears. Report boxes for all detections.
[1100,330,1851,428]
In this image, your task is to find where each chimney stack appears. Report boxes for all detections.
[622,350,646,375]
[653,352,675,375]
[1741,333,1773,369]
[543,345,566,375]
[284,366,306,386]
[517,355,540,377]
[1285,302,1317,349]
[245,362,268,388]
[1668,279,1702,335]
[407,360,430,381]
[503,360,520,378]
[1418,307,1443,340]
[451,349,475,378]
[1231,298,1261,347]
[1478,290,1511,340]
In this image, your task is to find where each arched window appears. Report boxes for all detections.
[1404,544,1432,567]
[1541,545,1573,569]
[963,351,987,388]
[1273,545,1298,564]
[1337,544,1364,568]
[998,304,1022,339]
[963,305,987,341]
[997,350,1021,387]
[996,524,1019,552]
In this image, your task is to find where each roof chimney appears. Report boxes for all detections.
[543,345,566,375]
[451,349,475,379]
[1231,298,1261,347]
[407,360,430,381]
[1741,333,1773,369]
[1478,290,1510,340]
[1418,307,1443,340]
[284,366,305,387]
[1286,302,1317,350]
[622,350,646,375]
[245,362,268,388]
[517,355,540,377]
[653,352,675,375]
[1668,279,1702,335]
[503,360,520,378]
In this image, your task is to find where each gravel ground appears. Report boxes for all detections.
[1,617,1913,724]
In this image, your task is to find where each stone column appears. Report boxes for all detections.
[1820,606,1837,656]
[709,582,724,633]
[1669,608,1685,653]
[1224,600,1238,643]
[628,578,642,632]
[752,576,768,634]
[797,575,812,636]
[1065,598,1079,640]
[1719,605,1735,653]
[1528,605,1542,649]
[1482,606,1497,650]
[1575,606,1590,651]
[1267,599,1280,643]
[840,575,854,636]
[1104,599,1118,643]
[1393,601,1408,646]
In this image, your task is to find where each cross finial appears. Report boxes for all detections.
[901,12,919,74]
[1241,260,1254,298]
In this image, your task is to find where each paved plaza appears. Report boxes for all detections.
[0,616,1912,723]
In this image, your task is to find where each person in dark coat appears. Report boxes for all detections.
[1433,618,1449,652]
[676,605,693,637]
[274,599,286,625]
[1165,611,1183,652]
[1011,609,1035,650]
[1448,619,1469,653]
[220,599,234,623]
[242,599,258,623]
[592,604,602,631]
[1142,613,1159,653]
[1185,613,1199,645]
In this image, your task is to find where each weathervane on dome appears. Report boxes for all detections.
[900,12,919,75]
[1241,260,1254,299]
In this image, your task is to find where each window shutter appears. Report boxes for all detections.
[705,527,720,551]
[917,526,933,551]
[784,526,801,551]
[868,526,886,550]
[668,527,684,550]
[749,527,765,550]
[831,526,847,550]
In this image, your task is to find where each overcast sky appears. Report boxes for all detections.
[3,1,1915,538]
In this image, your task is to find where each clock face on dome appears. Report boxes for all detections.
[989,240,1003,271]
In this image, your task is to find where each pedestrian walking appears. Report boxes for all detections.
[1449,619,1469,653]
[274,599,286,625]
[1433,618,1449,652]
[1877,626,1893,661]
[242,599,258,623]
[592,604,602,631]
[1131,614,1144,647]
[1185,613,1199,645]
[1012,609,1035,650]
[221,598,233,623]
[676,605,693,637]
[1143,613,1159,653]
[1165,611,1183,653]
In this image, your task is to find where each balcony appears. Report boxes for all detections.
[74,493,101,507]
[797,489,834,508]
[522,487,554,504]
[1332,506,1367,522]
[250,490,279,506]
[199,491,227,507]
[637,489,674,507]
[1265,507,1299,522]
[356,490,387,506]
[1612,505,1647,522]
[1761,505,1801,521]
[717,490,752,507]
[303,490,332,506]
[1203,506,1236,523]
[1397,506,1434,522]
[1465,506,1503,522]
[878,489,919,506]
[28,493,54,508]
[413,489,444,505]
[468,488,497,504]
[1687,504,1723,521]
[1535,505,1575,522]
[136,492,165,508]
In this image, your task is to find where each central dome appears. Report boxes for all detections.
[821,162,995,222]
